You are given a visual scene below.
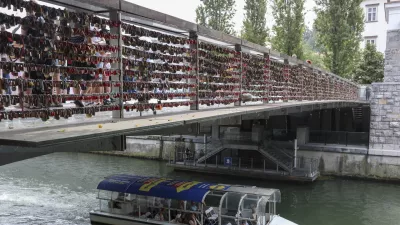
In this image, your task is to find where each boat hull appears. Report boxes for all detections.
[90,211,167,225]
[90,211,298,225]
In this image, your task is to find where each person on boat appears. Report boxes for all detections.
[188,213,198,225]
[241,220,249,225]
[251,208,258,225]
[154,208,165,221]
[190,201,198,211]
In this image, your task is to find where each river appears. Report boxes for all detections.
[0,152,399,225]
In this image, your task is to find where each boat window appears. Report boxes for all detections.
[256,197,269,225]
[241,194,258,223]
[107,192,135,216]
[219,192,243,225]
[204,191,225,208]
[98,190,112,200]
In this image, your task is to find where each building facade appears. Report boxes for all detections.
[360,0,388,53]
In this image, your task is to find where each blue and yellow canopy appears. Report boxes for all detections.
[97,174,230,202]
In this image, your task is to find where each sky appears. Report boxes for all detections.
[127,0,317,33]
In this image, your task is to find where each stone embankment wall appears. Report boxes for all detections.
[94,136,400,181]
[370,30,400,156]
[298,150,400,180]
[94,136,204,160]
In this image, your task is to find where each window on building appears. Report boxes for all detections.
[365,38,377,46]
[366,6,377,22]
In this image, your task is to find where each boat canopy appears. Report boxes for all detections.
[97,174,281,203]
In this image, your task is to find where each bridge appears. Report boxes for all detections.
[0,0,370,174]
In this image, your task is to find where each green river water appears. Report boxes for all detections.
[0,152,399,225]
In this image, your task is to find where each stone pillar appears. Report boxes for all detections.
[252,124,264,143]
[296,127,309,145]
[369,1,400,156]
[320,109,332,131]
[212,123,220,140]
[333,109,341,131]
[159,137,164,160]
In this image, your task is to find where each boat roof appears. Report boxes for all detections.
[97,174,281,203]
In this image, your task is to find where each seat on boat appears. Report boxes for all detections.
[241,209,252,219]
[205,207,218,225]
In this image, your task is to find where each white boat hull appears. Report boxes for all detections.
[90,211,298,225]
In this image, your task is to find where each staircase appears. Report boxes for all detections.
[259,142,294,173]
[352,107,363,122]
[352,107,364,131]
[196,141,225,164]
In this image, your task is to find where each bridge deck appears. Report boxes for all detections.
[0,100,365,148]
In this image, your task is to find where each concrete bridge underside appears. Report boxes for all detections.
[0,100,367,166]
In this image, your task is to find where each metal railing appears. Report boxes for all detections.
[169,153,319,178]
[294,157,319,178]
[270,129,297,142]
[309,130,369,146]
[197,140,224,163]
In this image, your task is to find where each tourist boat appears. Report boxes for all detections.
[90,174,298,225]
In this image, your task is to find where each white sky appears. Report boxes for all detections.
[127,0,317,33]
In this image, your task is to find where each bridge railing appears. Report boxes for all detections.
[0,0,360,128]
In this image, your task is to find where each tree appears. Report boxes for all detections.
[241,0,268,46]
[353,43,384,84]
[314,0,364,78]
[302,41,328,70]
[270,0,305,59]
[195,0,236,35]
[303,26,324,53]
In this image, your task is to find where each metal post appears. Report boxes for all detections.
[216,155,218,168]
[110,10,124,119]
[263,160,265,172]
[189,31,199,110]
[251,158,253,169]
[276,163,279,172]
[235,43,242,106]
[204,134,207,167]
[264,53,270,104]
[294,139,297,168]
[346,132,348,146]
[283,59,289,102]
[239,158,241,170]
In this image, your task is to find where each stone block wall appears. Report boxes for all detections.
[384,30,400,82]
[370,83,400,155]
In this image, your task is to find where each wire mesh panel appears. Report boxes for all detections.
[242,53,265,104]
[0,0,360,127]
[198,42,240,107]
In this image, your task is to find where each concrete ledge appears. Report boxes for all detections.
[300,144,368,155]
[369,149,400,157]
[169,163,318,182]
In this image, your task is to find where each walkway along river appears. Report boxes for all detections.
[0,152,400,225]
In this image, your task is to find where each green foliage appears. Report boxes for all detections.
[241,0,269,46]
[195,0,237,35]
[314,0,364,78]
[303,26,324,53]
[353,43,384,84]
[271,0,305,59]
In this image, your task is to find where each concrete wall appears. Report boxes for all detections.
[298,150,400,180]
[124,136,204,160]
